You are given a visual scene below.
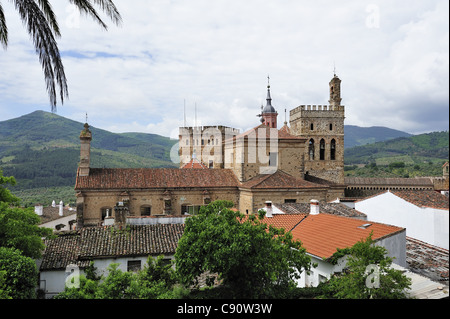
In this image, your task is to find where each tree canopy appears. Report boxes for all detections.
[174,200,312,298]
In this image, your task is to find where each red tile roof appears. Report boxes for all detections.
[259,213,404,259]
[75,167,240,190]
[240,170,325,189]
[227,123,306,142]
[181,158,208,169]
[391,190,449,210]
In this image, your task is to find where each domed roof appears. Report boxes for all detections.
[262,85,276,113]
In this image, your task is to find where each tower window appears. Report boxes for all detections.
[310,123,314,130]
[329,123,333,131]
[309,139,315,160]
[140,205,152,216]
[320,139,325,161]
[331,139,336,160]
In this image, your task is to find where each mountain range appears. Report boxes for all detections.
[0,110,448,201]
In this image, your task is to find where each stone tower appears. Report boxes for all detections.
[289,74,345,184]
[79,123,92,177]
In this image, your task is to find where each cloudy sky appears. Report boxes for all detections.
[0,0,448,139]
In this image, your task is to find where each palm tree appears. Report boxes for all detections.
[0,0,122,113]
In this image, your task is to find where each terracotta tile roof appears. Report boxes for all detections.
[290,214,404,259]
[40,224,185,271]
[391,190,449,210]
[256,214,308,233]
[273,202,366,218]
[406,237,449,284]
[39,206,76,224]
[240,170,325,189]
[75,168,239,190]
[181,158,208,169]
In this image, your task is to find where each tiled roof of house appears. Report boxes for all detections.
[391,190,449,210]
[181,158,208,169]
[256,213,308,233]
[40,224,185,271]
[240,170,325,189]
[290,214,404,259]
[406,237,449,284]
[273,202,366,218]
[75,168,240,190]
[39,206,76,224]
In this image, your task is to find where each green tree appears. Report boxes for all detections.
[321,234,412,299]
[0,201,53,259]
[0,247,38,299]
[0,169,20,205]
[0,0,122,112]
[175,200,312,299]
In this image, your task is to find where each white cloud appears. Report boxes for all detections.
[0,0,448,136]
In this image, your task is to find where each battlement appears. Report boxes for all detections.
[290,105,345,116]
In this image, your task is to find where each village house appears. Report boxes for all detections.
[354,190,449,250]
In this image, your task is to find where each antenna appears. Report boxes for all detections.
[85,112,88,123]
[184,99,186,127]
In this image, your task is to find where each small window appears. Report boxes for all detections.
[127,260,141,272]
[101,207,112,220]
[269,152,278,167]
[209,160,213,168]
[309,139,315,160]
[329,123,333,131]
[310,123,314,130]
[140,205,151,216]
[284,199,296,203]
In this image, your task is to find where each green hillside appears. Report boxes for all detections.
[0,111,178,205]
[344,125,412,149]
[344,131,449,178]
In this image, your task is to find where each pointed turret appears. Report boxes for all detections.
[261,76,278,128]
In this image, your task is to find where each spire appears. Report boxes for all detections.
[261,75,278,128]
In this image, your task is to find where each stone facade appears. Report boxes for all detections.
[289,75,345,185]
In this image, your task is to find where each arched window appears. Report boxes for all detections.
[320,139,325,160]
[330,139,336,160]
[140,205,151,216]
[309,139,315,160]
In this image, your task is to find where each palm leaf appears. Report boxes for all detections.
[13,0,68,112]
[69,0,122,30]
[0,2,7,49]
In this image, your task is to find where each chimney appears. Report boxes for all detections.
[310,199,319,215]
[59,201,64,216]
[35,204,43,216]
[79,123,92,177]
[114,202,129,230]
[265,201,273,218]
[52,200,56,207]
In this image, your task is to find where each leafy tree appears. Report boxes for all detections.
[0,201,53,259]
[0,247,38,299]
[0,0,122,112]
[175,200,312,299]
[321,234,412,299]
[0,169,20,205]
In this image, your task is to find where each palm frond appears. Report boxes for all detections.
[0,1,8,49]
[13,0,68,112]
[35,0,60,37]
[69,0,122,30]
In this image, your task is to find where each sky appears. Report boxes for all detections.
[0,0,448,139]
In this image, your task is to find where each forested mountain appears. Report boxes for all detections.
[0,111,177,194]
[344,125,412,149]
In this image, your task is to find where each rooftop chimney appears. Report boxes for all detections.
[114,202,129,230]
[59,201,64,216]
[310,199,319,215]
[52,200,56,207]
[35,204,43,216]
[265,201,273,218]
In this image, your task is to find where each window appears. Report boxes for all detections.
[329,123,333,131]
[127,260,141,272]
[269,152,278,167]
[330,139,336,160]
[140,205,151,216]
[320,139,325,160]
[309,139,315,160]
[209,160,213,168]
[284,199,296,203]
[310,123,314,130]
[182,205,203,215]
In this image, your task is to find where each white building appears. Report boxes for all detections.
[354,190,449,250]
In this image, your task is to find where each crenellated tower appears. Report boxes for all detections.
[289,74,345,184]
